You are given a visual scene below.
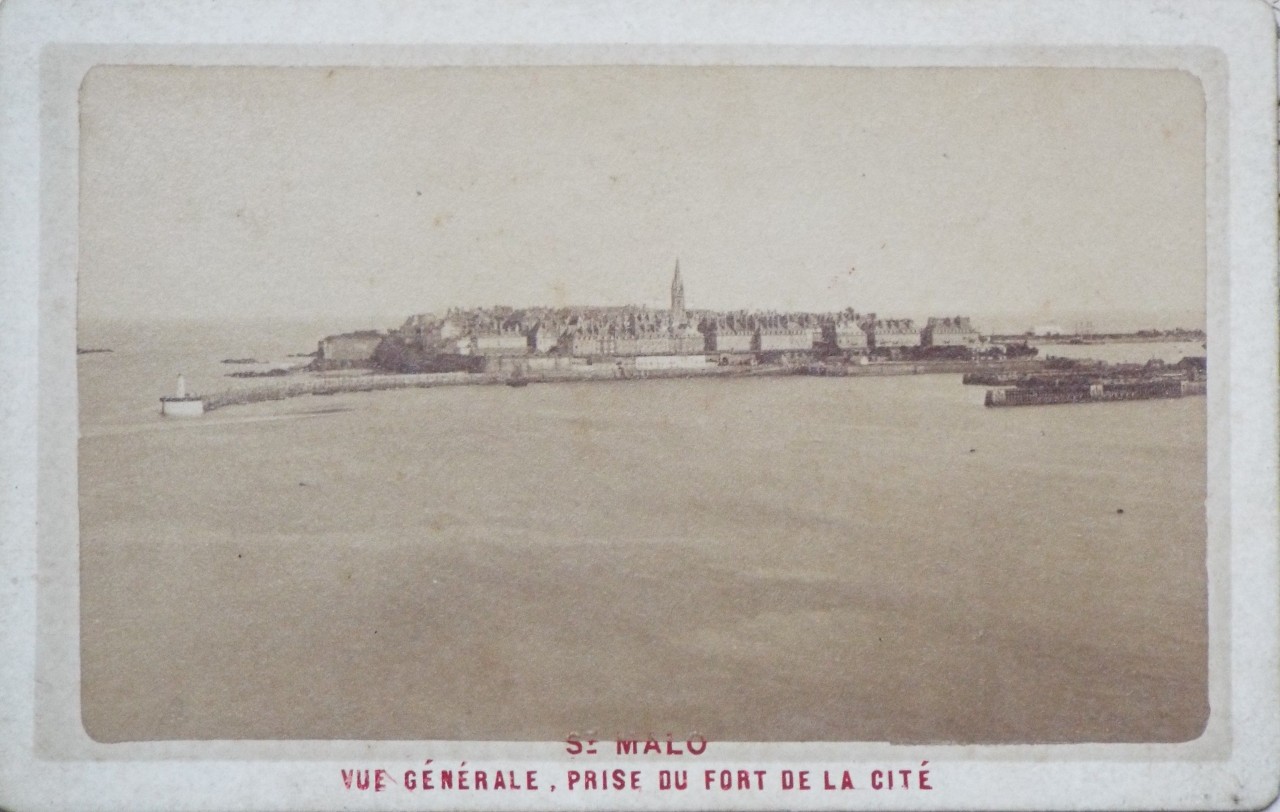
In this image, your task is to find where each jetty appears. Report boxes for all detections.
[174,356,1059,416]
[163,363,792,415]
[159,354,1206,417]
[159,374,206,417]
[201,370,482,411]
[803,358,1046,378]
[981,357,1206,408]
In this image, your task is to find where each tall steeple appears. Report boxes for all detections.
[670,259,686,325]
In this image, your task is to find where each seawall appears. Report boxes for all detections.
[199,364,781,411]
[192,357,1046,413]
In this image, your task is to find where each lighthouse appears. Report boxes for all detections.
[160,372,205,417]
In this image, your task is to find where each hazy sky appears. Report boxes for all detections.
[79,66,1205,330]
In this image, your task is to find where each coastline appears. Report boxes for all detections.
[194,358,1051,412]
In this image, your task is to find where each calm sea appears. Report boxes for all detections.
[78,320,1208,743]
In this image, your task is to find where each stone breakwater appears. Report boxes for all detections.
[179,358,1047,414]
[197,364,779,411]
[201,370,478,410]
[172,355,1205,416]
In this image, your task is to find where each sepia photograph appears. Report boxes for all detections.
[78,64,1209,744]
[1,1,1277,810]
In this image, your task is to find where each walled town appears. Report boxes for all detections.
[315,261,999,375]
[159,261,1207,415]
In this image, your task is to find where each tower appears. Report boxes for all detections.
[670,259,686,326]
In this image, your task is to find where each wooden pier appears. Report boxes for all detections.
[985,378,1206,407]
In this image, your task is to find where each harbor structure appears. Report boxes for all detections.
[986,378,1205,406]
[982,357,1207,407]
[159,373,205,416]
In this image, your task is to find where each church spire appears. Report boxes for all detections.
[670,259,686,325]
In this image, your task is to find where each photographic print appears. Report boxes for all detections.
[77,64,1211,745]
[2,1,1277,810]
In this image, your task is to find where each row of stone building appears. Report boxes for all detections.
[703,314,980,354]
[316,265,980,366]
[319,311,981,366]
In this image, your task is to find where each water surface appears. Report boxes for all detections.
[78,322,1208,742]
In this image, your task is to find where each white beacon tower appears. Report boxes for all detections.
[160,372,205,416]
